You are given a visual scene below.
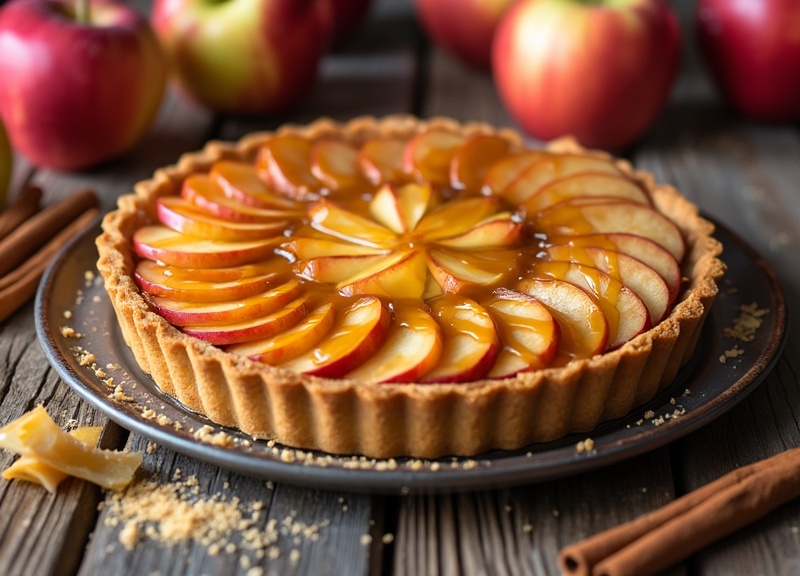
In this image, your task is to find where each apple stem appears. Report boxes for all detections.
[75,0,91,24]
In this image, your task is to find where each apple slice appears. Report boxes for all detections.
[181,174,302,222]
[281,296,390,378]
[295,254,389,285]
[227,302,336,364]
[485,288,559,378]
[423,295,500,383]
[532,261,650,348]
[210,160,301,210]
[534,200,686,261]
[135,259,279,303]
[521,172,651,213]
[426,248,511,293]
[310,139,365,191]
[183,296,308,346]
[544,245,671,323]
[434,212,523,249]
[256,134,320,198]
[402,129,466,185]
[547,232,682,302]
[338,250,428,299]
[280,237,388,260]
[502,154,622,205]
[414,196,502,240]
[149,280,302,327]
[157,197,288,241]
[481,151,550,196]
[450,135,513,193]
[133,226,281,268]
[358,137,407,185]
[516,278,608,359]
[308,199,398,248]
[369,182,432,234]
[346,304,442,383]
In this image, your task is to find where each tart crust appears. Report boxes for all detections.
[97,115,724,459]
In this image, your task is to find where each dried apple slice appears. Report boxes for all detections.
[281,296,390,378]
[534,200,686,260]
[450,135,513,193]
[211,160,301,210]
[310,139,365,191]
[358,137,407,184]
[434,212,523,249]
[369,182,432,234]
[308,199,398,248]
[338,250,428,299]
[485,288,559,378]
[532,261,649,349]
[181,174,302,222]
[502,154,622,205]
[183,296,308,346]
[423,295,500,383]
[256,134,320,198]
[346,304,442,383]
[227,302,336,364]
[547,232,682,302]
[133,226,281,269]
[544,245,671,323]
[157,197,288,242]
[482,151,550,195]
[517,278,608,360]
[135,260,279,303]
[402,129,466,185]
[521,172,651,213]
[149,280,302,326]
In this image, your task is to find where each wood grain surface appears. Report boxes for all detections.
[0,0,799,575]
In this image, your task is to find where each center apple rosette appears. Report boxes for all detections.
[97,116,723,458]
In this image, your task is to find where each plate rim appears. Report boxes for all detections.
[34,218,788,493]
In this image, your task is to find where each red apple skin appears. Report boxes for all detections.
[415,0,512,69]
[0,0,166,170]
[151,0,331,114]
[492,0,681,150]
[697,0,800,120]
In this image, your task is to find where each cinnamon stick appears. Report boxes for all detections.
[0,188,97,278]
[0,186,42,242]
[559,446,800,576]
[0,207,99,323]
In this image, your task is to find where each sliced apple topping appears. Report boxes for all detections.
[450,135,513,194]
[157,197,288,242]
[308,199,399,248]
[517,278,608,360]
[521,172,651,213]
[481,151,550,196]
[423,295,500,383]
[358,137,408,185]
[310,140,365,191]
[256,134,321,198]
[182,174,303,222]
[531,261,650,349]
[369,183,432,234]
[346,303,442,383]
[534,200,686,261]
[211,160,302,210]
[280,296,390,378]
[227,302,336,364]
[133,226,282,269]
[338,250,429,299]
[403,129,466,185]
[485,288,559,378]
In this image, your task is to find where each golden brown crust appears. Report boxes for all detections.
[96,115,724,459]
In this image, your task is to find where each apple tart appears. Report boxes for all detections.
[97,115,724,459]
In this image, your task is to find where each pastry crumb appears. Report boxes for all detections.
[576,438,595,454]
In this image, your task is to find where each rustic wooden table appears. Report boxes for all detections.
[2,0,800,574]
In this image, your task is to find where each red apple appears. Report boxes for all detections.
[492,0,681,150]
[415,0,513,69]
[0,0,166,170]
[151,0,331,114]
[697,0,800,120]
